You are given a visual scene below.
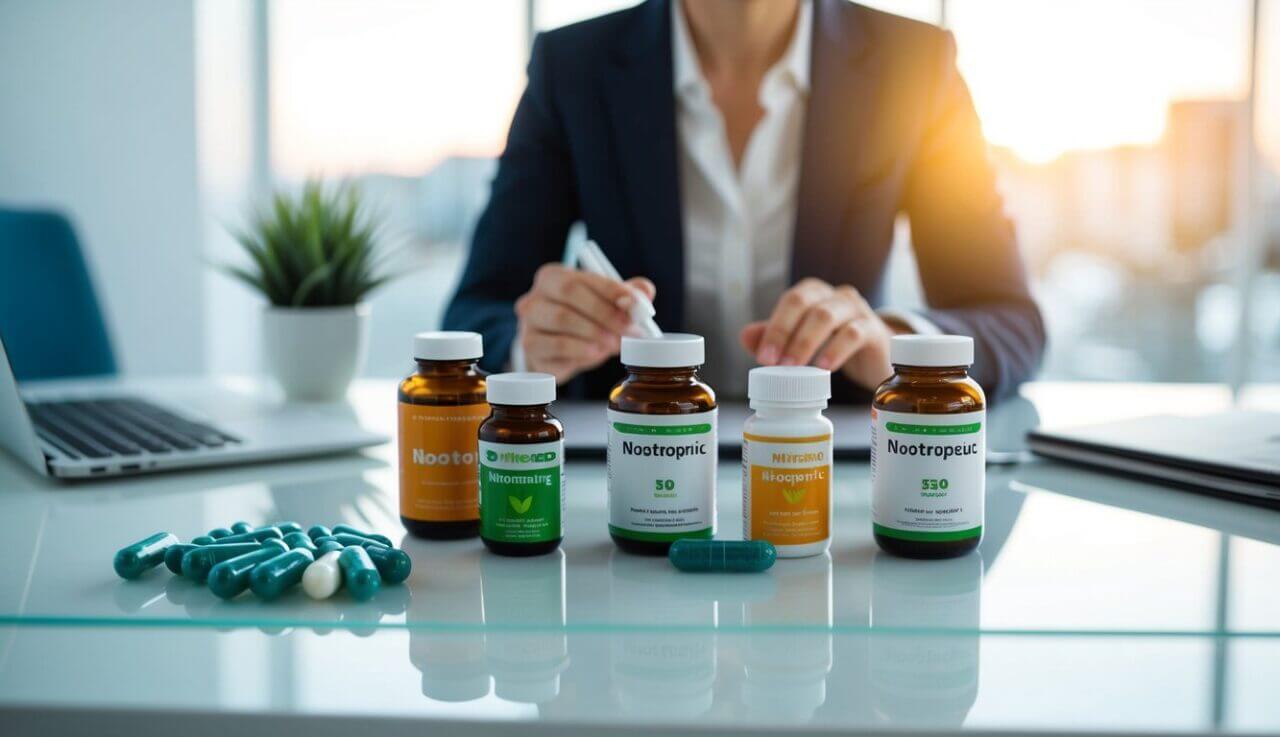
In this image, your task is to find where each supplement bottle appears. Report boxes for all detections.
[871,335,985,559]
[742,366,833,558]
[479,372,564,557]
[607,334,717,555]
[398,331,488,539]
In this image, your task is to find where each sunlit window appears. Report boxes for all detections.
[259,0,1277,381]
[270,0,525,178]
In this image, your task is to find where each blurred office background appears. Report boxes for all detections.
[0,0,1276,385]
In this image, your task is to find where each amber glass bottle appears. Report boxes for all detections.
[479,372,564,557]
[607,334,718,556]
[871,335,986,559]
[398,331,488,539]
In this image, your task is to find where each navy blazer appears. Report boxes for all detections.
[444,0,1045,401]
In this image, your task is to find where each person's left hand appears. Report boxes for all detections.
[739,278,904,391]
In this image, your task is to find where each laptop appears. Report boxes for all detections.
[555,401,872,459]
[0,333,386,479]
[1027,411,1280,505]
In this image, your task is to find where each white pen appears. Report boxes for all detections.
[576,240,663,338]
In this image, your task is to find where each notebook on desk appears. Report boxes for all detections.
[555,400,872,459]
[1027,411,1280,506]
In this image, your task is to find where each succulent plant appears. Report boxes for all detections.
[222,180,392,307]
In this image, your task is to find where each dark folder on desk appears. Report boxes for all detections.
[1027,411,1280,506]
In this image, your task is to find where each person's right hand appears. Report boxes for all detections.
[514,263,657,384]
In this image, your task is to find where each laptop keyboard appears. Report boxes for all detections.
[26,397,240,460]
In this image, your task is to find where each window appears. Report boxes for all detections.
[252,0,1276,382]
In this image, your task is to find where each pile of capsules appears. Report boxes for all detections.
[112,521,412,602]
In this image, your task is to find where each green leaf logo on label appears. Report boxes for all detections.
[509,495,533,514]
[782,488,806,504]
[486,450,498,462]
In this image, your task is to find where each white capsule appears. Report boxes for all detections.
[302,550,343,600]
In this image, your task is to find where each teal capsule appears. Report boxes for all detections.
[209,526,282,546]
[360,543,412,584]
[230,521,253,534]
[316,539,344,555]
[113,532,179,579]
[207,527,234,539]
[208,542,292,599]
[249,547,315,600]
[183,540,281,582]
[283,531,318,552]
[307,525,332,542]
[192,535,215,546]
[668,539,777,573]
[338,546,381,601]
[331,532,389,549]
[164,543,201,574]
[331,524,394,547]
[269,521,303,535]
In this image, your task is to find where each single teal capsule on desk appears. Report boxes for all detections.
[191,535,215,546]
[316,540,343,555]
[283,531,318,553]
[331,524,394,548]
[331,532,389,549]
[249,547,315,600]
[307,525,332,542]
[164,543,201,574]
[211,526,282,545]
[230,521,253,534]
[360,543,412,584]
[338,546,381,601]
[668,539,777,573]
[208,527,234,539]
[270,521,303,535]
[208,542,293,599]
[184,540,282,581]
[114,532,179,579]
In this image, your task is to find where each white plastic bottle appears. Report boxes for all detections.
[742,366,834,558]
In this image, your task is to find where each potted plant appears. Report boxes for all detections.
[221,180,392,401]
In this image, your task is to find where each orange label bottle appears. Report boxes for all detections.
[399,331,488,539]
[741,367,833,558]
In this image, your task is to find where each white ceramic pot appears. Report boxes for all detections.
[262,304,370,401]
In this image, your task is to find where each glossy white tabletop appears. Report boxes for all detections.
[1,380,1278,736]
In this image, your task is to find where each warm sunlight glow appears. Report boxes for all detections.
[949,0,1250,162]
[269,0,1270,174]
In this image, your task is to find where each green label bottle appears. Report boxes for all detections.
[478,373,564,557]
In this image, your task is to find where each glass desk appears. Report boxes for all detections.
[0,381,1277,736]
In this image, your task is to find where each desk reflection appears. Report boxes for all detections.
[482,550,568,705]
[406,540,486,702]
[742,553,833,722]
[607,551,719,717]
[869,551,983,727]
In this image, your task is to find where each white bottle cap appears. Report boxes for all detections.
[620,333,704,368]
[748,366,831,405]
[486,372,556,405]
[414,331,483,361]
[889,335,974,367]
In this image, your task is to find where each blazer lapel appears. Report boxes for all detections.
[792,0,877,284]
[599,0,685,329]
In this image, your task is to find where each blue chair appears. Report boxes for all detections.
[0,208,117,380]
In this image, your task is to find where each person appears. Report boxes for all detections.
[443,0,1044,401]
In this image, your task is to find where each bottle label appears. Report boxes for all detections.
[742,432,832,546]
[606,408,717,542]
[871,408,985,541]
[398,402,489,522]
[479,440,564,543]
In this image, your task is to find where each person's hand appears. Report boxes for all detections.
[739,278,903,390]
[514,263,656,384]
